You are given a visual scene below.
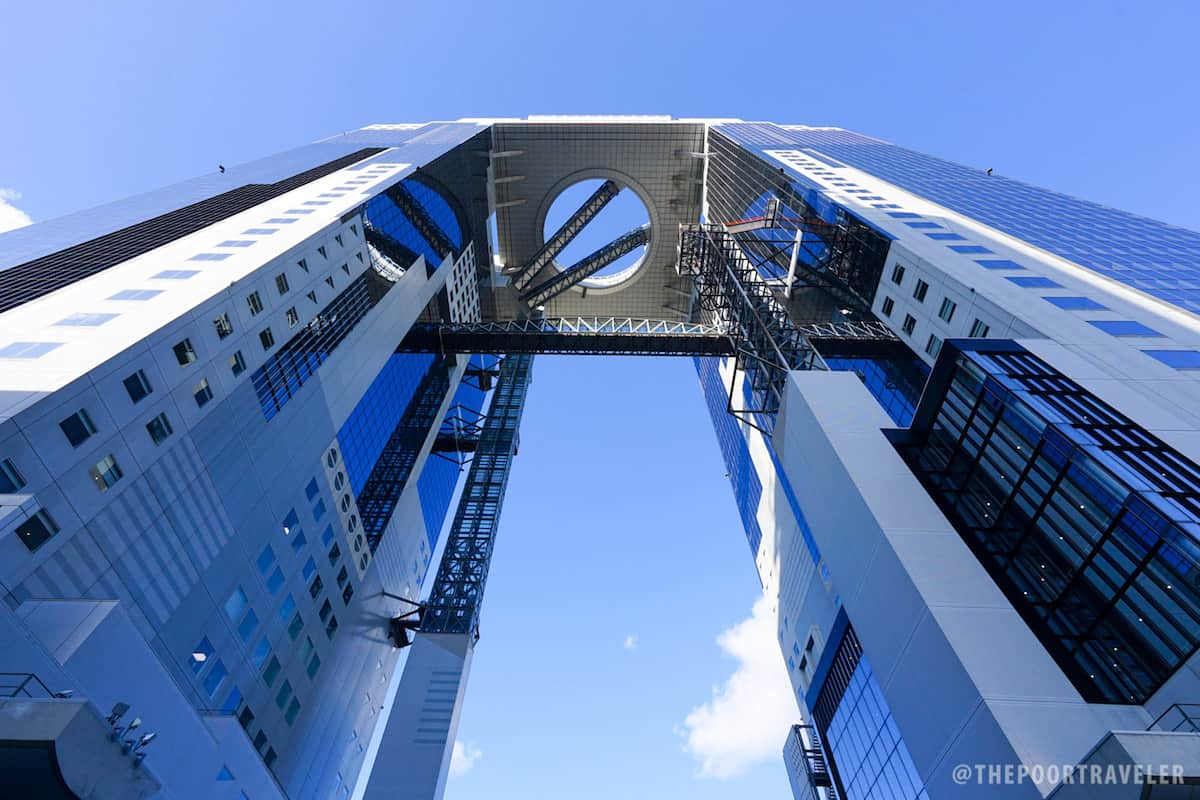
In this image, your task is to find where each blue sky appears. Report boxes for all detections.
[1,1,1197,796]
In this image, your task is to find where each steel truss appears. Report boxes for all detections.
[384,182,457,262]
[519,224,651,307]
[398,317,733,357]
[359,359,452,552]
[421,353,535,636]
[679,223,823,434]
[508,179,621,291]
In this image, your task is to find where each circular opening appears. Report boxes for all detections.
[542,179,650,288]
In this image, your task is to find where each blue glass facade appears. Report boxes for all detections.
[900,341,1200,703]
[810,616,927,800]
[338,353,437,495]
[414,362,488,550]
[718,122,1200,314]
[364,177,464,270]
[823,356,929,428]
[696,357,764,556]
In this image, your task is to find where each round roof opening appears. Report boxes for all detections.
[542,179,650,289]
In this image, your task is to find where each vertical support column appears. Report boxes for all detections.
[362,353,533,800]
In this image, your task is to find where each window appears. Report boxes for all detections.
[901,314,917,335]
[969,319,991,338]
[247,292,264,316]
[890,264,905,285]
[949,244,993,254]
[880,296,894,317]
[285,698,301,726]
[306,654,321,679]
[219,686,242,715]
[305,479,319,501]
[275,680,293,710]
[1043,296,1108,311]
[1143,350,1200,370]
[912,280,929,303]
[275,274,290,295]
[214,313,234,339]
[190,637,215,673]
[938,297,957,323]
[0,342,61,359]
[342,584,354,605]
[287,613,304,640]
[15,510,58,551]
[1087,320,1164,337]
[265,748,278,769]
[259,328,275,350]
[88,454,124,492]
[334,234,344,247]
[290,529,308,554]
[0,459,26,493]
[286,307,299,327]
[279,594,296,622]
[306,291,318,304]
[193,378,214,407]
[302,557,317,581]
[203,659,228,697]
[309,575,324,599]
[266,568,284,595]
[109,289,162,301]
[325,615,338,640]
[336,566,349,588]
[238,609,259,642]
[59,409,97,447]
[1007,276,1062,288]
[146,412,173,445]
[324,276,335,289]
[251,638,270,669]
[319,599,332,622]
[317,246,327,259]
[340,263,349,275]
[328,543,341,566]
[925,334,943,358]
[263,656,281,687]
[225,587,248,620]
[55,312,117,327]
[123,369,153,403]
[173,338,197,366]
[321,524,334,546]
[298,258,308,273]
[153,269,200,279]
[299,636,316,665]
[230,350,246,377]
[257,545,277,574]
[282,509,300,534]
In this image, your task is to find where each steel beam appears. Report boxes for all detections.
[358,358,452,552]
[679,224,825,433]
[519,224,650,307]
[385,182,457,261]
[398,318,733,357]
[421,353,534,636]
[509,179,621,290]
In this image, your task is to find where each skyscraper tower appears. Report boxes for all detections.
[1,117,1198,800]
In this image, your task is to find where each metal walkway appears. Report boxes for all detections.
[398,317,734,357]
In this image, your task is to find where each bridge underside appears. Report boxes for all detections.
[398,318,734,356]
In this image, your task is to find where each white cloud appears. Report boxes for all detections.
[623,634,638,651]
[0,189,32,234]
[449,740,482,778]
[680,593,798,779]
